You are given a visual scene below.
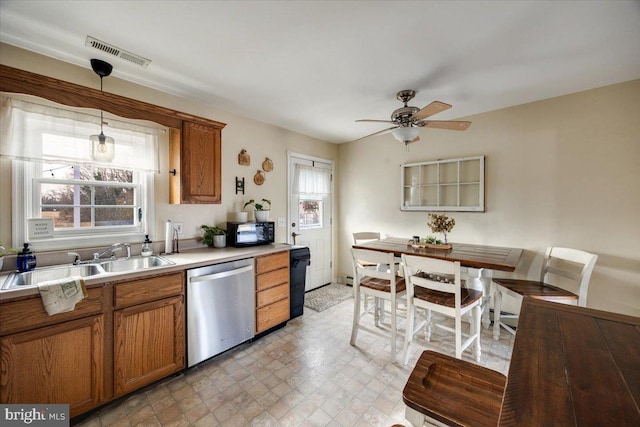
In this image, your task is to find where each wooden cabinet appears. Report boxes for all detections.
[113,272,185,396]
[169,121,222,204]
[0,287,105,417]
[255,251,290,333]
[401,155,485,212]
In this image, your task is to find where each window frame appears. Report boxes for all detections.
[13,159,154,251]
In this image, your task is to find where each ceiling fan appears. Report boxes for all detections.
[354,90,471,145]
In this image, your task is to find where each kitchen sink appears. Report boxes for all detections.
[99,255,174,273]
[1,255,175,290]
[1,264,106,289]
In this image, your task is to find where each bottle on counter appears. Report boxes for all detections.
[17,243,37,272]
[141,235,153,257]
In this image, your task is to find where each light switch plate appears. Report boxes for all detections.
[277,217,285,227]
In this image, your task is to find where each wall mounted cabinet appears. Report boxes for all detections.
[401,156,485,212]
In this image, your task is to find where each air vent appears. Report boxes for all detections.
[85,36,151,68]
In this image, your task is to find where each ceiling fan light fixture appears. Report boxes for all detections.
[392,126,419,144]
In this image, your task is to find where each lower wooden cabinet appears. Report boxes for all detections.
[114,295,184,396]
[255,251,290,333]
[0,314,104,417]
[113,272,185,396]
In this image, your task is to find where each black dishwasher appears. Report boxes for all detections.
[289,246,310,319]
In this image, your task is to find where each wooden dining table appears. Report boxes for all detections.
[499,298,640,426]
[352,237,523,272]
[352,237,523,327]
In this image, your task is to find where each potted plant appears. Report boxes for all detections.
[427,213,455,245]
[243,198,271,222]
[201,225,227,248]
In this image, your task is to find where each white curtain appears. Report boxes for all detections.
[293,163,331,195]
[0,95,161,172]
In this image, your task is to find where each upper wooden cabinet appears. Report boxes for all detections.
[169,121,222,204]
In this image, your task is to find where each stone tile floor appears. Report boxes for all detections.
[75,289,514,426]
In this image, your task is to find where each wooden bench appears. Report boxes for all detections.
[402,350,506,427]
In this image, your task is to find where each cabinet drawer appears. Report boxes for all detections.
[255,251,289,275]
[114,272,184,309]
[0,286,105,336]
[256,283,289,308]
[256,267,289,292]
[256,297,290,333]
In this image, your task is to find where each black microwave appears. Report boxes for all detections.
[227,221,275,247]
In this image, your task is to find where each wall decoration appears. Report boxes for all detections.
[254,170,265,185]
[238,149,250,166]
[262,157,273,172]
[235,176,245,194]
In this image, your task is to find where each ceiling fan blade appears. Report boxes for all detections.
[351,125,399,142]
[356,119,395,124]
[419,120,471,131]
[412,101,452,121]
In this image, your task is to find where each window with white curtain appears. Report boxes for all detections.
[293,163,331,230]
[1,95,162,250]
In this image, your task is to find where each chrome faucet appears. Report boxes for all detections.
[93,243,131,261]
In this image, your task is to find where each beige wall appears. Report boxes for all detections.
[338,79,640,317]
[0,44,338,254]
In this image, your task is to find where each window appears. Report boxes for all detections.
[299,197,323,229]
[2,95,159,250]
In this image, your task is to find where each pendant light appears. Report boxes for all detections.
[89,59,115,161]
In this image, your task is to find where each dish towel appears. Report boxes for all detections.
[38,276,88,316]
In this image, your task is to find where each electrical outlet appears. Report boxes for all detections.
[172,222,183,234]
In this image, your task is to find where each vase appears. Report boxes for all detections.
[213,235,226,248]
[255,210,269,222]
[235,211,248,222]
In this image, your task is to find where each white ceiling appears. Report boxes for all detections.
[1,1,639,143]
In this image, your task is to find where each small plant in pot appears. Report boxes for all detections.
[0,242,18,271]
[243,198,271,222]
[201,225,227,248]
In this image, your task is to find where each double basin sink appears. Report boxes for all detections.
[1,255,175,290]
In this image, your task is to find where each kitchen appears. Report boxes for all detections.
[1,1,640,426]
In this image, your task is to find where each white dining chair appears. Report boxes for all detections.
[350,248,406,363]
[492,246,597,340]
[401,254,482,365]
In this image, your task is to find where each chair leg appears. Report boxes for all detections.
[402,303,415,366]
[493,287,502,341]
[455,313,462,359]
[474,305,481,362]
[425,309,432,341]
[350,287,361,346]
[390,296,397,363]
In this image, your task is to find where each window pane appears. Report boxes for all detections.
[95,186,134,206]
[41,183,92,205]
[299,199,322,229]
[92,168,133,183]
[96,207,135,226]
[43,207,92,228]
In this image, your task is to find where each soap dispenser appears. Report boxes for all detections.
[17,243,37,272]
[141,235,153,257]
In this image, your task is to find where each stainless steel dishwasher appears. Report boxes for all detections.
[187,258,255,367]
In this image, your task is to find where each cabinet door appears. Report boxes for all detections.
[114,296,185,396]
[0,315,104,417]
[170,121,222,204]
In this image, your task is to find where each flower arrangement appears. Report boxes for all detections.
[427,213,455,244]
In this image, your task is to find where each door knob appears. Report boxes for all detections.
[291,232,301,245]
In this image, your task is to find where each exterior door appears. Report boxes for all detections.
[288,154,333,291]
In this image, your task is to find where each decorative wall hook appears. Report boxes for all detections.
[235,177,245,194]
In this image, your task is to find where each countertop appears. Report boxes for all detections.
[0,243,292,301]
